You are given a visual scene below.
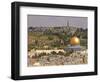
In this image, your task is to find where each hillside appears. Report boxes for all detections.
[28,26,87,51]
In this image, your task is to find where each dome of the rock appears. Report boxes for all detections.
[70,36,80,45]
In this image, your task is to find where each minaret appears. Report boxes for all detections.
[67,21,69,27]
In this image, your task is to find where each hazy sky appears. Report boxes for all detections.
[28,15,87,28]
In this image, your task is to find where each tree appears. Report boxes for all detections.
[48,36,53,40]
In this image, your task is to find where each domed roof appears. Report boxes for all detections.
[70,36,80,45]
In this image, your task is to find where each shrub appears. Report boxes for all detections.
[51,51,57,55]
[64,52,70,56]
[38,52,47,57]
[48,36,53,40]
[64,50,73,56]
[57,51,64,55]
[28,44,34,51]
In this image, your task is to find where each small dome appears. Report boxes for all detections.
[70,36,80,45]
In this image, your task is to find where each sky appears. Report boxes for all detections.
[28,15,87,28]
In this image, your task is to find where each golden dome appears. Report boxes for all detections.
[70,36,80,45]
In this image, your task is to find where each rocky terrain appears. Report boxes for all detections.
[28,50,88,66]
